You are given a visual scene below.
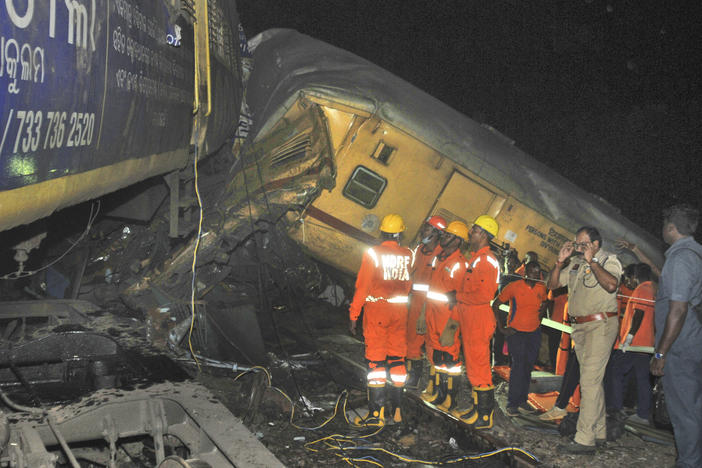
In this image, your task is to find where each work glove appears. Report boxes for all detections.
[446,290,457,310]
[439,318,460,347]
[416,304,427,335]
[621,333,634,352]
[349,319,357,336]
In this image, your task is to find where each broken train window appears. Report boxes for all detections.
[343,166,387,208]
[371,141,396,165]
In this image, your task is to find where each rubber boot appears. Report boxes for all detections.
[451,387,476,419]
[354,386,386,426]
[426,372,448,407]
[436,375,460,413]
[460,386,494,429]
[420,366,437,402]
[406,359,423,389]
[387,385,403,423]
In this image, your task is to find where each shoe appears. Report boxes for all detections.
[505,406,520,417]
[387,385,404,424]
[451,388,476,419]
[459,386,495,430]
[436,375,460,412]
[557,441,596,454]
[405,359,423,389]
[595,438,606,448]
[538,405,567,421]
[420,366,438,402]
[626,414,650,426]
[518,403,536,415]
[354,386,386,426]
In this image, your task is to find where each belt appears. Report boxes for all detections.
[571,312,617,324]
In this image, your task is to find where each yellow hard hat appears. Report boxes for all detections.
[379,214,406,233]
[445,221,469,241]
[473,215,499,238]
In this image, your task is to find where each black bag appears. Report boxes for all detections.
[652,378,673,430]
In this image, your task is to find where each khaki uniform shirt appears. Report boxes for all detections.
[558,249,622,317]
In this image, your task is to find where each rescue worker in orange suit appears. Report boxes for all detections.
[420,221,469,413]
[549,286,570,375]
[349,214,412,425]
[617,264,637,319]
[445,215,501,429]
[604,263,656,425]
[406,215,447,389]
[494,261,548,416]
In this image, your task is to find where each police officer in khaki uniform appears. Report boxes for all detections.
[547,226,622,454]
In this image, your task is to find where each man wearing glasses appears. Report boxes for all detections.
[547,227,622,454]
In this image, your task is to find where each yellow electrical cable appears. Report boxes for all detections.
[228,367,538,466]
[187,127,204,372]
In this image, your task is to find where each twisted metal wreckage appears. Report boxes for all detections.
[0,4,670,467]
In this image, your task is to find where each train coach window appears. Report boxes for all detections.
[371,141,396,165]
[343,166,387,208]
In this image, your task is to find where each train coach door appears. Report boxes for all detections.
[429,171,506,228]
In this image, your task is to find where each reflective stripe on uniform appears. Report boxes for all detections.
[367,248,379,268]
[445,364,462,375]
[412,283,429,292]
[367,369,387,381]
[390,374,407,384]
[449,262,462,278]
[366,295,408,303]
[473,255,501,284]
[427,291,449,302]
[387,296,409,303]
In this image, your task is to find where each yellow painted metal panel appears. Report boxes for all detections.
[320,107,356,156]
[0,149,189,231]
[430,171,506,227]
[495,199,575,267]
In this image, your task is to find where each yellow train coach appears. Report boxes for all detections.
[235,29,661,275]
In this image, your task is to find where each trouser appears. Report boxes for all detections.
[544,325,561,371]
[604,349,651,418]
[571,318,618,446]
[362,302,408,362]
[406,294,426,360]
[492,327,508,365]
[555,348,580,409]
[458,305,496,387]
[506,329,541,408]
[555,331,571,376]
[662,349,702,468]
[426,302,461,361]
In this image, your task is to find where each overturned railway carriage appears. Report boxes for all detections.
[0,0,242,232]
[239,29,662,274]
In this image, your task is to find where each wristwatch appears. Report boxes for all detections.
[654,352,665,359]
[591,257,599,265]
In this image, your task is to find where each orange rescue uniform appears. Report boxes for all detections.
[614,281,655,349]
[455,246,500,387]
[617,285,633,320]
[349,241,412,386]
[498,280,548,332]
[425,249,467,362]
[407,244,441,360]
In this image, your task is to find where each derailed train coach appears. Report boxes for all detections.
[236,29,662,274]
[0,0,242,232]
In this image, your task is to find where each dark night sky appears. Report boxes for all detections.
[237,0,701,238]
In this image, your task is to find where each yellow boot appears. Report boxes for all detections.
[420,366,437,402]
[459,386,494,430]
[354,386,386,426]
